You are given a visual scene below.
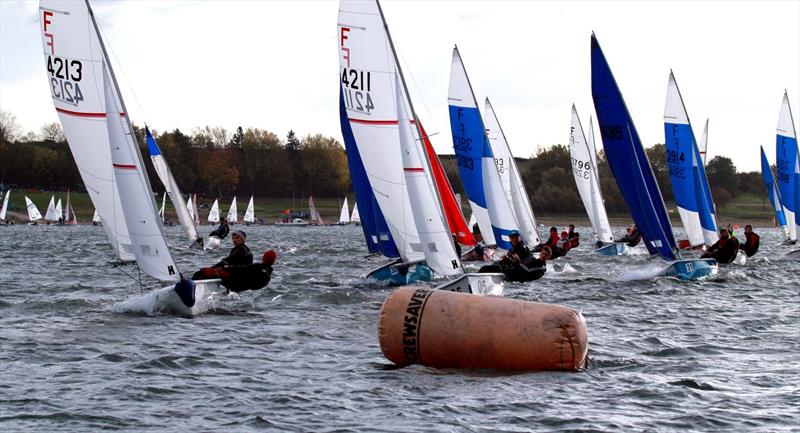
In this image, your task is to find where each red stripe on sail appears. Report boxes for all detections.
[348,118,398,125]
[404,167,424,172]
[113,163,137,170]
[56,107,125,118]
[419,121,476,246]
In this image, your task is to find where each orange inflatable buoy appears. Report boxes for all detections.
[378,287,588,371]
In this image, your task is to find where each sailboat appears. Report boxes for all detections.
[664,71,720,251]
[65,189,77,224]
[338,0,503,294]
[227,197,238,223]
[448,47,520,252]
[569,105,619,254]
[590,33,716,280]
[44,195,59,223]
[350,202,360,225]
[25,196,43,225]
[308,196,324,225]
[146,127,201,245]
[485,98,541,247]
[699,118,709,165]
[0,190,9,223]
[40,0,222,313]
[243,196,255,225]
[338,197,350,225]
[92,210,101,225]
[208,199,220,224]
[186,194,200,226]
[761,146,790,239]
[775,91,799,245]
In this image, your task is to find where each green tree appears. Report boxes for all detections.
[706,156,738,193]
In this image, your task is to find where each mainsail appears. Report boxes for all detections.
[146,127,201,243]
[227,197,238,223]
[0,190,9,221]
[308,196,324,225]
[25,196,43,223]
[664,71,718,247]
[338,197,350,224]
[350,202,360,223]
[40,0,134,261]
[761,146,789,236]
[243,196,255,223]
[591,33,677,260]
[44,195,58,222]
[208,199,220,223]
[569,105,614,244]
[448,46,519,250]
[776,91,799,241]
[485,98,540,245]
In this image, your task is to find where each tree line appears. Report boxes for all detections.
[1,111,769,214]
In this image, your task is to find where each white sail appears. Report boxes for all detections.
[159,192,166,222]
[776,91,799,241]
[308,196,324,224]
[192,194,200,224]
[467,212,477,231]
[55,198,63,221]
[25,196,43,222]
[186,195,194,222]
[0,190,9,221]
[92,209,101,223]
[208,199,220,223]
[396,72,461,276]
[350,202,360,223]
[338,0,423,262]
[339,197,350,224]
[69,203,77,224]
[40,0,135,261]
[45,195,58,221]
[569,105,614,243]
[485,98,540,245]
[243,196,255,223]
[147,128,200,243]
[699,118,709,166]
[103,56,179,281]
[448,47,519,250]
[227,197,238,223]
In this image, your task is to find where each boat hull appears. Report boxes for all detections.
[170,278,223,315]
[595,243,629,256]
[663,258,718,280]
[434,273,504,296]
[367,259,432,286]
[203,235,222,250]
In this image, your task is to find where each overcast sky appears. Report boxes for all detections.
[2,0,798,172]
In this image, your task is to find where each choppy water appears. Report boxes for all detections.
[1,223,798,432]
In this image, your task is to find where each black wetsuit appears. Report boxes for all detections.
[220,264,273,292]
[739,232,760,257]
[702,237,739,264]
[616,228,642,247]
[213,244,253,268]
[210,223,230,239]
[479,242,545,282]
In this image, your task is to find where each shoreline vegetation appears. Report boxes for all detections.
[0,111,780,229]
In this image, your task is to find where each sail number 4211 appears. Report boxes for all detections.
[341,68,374,114]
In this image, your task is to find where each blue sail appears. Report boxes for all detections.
[591,34,676,260]
[761,146,788,227]
[145,126,160,156]
[339,89,400,258]
[776,93,798,240]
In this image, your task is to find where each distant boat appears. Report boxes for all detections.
[243,196,255,224]
[92,210,101,225]
[350,202,360,224]
[44,195,59,223]
[65,189,77,224]
[775,91,799,244]
[158,191,167,222]
[591,33,716,280]
[208,199,220,224]
[0,189,9,223]
[308,196,324,225]
[25,196,43,225]
[569,105,619,254]
[227,197,238,223]
[338,197,350,224]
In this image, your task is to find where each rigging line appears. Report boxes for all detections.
[110,262,145,291]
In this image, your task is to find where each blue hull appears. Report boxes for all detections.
[595,243,628,256]
[367,260,432,286]
[664,259,718,280]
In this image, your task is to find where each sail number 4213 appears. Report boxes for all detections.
[46,55,84,105]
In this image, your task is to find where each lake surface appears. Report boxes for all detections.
[1,223,798,432]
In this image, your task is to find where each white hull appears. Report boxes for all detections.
[434,273,504,296]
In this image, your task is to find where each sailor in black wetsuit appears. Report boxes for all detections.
[219,250,277,292]
[739,225,760,257]
[479,230,547,282]
[192,230,252,280]
[209,218,230,239]
[702,227,739,263]
[615,224,641,247]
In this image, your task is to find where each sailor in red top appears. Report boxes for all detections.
[739,225,760,257]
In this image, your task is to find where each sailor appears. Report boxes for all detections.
[452,234,462,258]
[739,225,760,257]
[532,226,559,252]
[218,250,277,292]
[701,227,739,264]
[209,217,230,239]
[461,223,486,261]
[552,231,572,258]
[500,229,531,266]
[191,230,254,278]
[568,224,580,248]
[615,224,641,247]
